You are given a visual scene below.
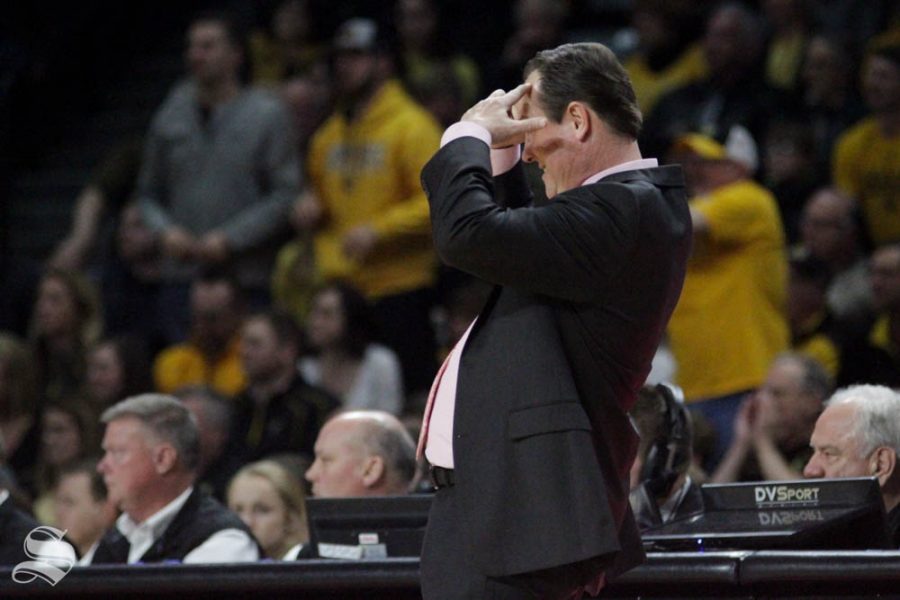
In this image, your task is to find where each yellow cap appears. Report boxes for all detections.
[672,125,758,172]
[672,133,727,161]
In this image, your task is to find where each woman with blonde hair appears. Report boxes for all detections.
[227,459,310,560]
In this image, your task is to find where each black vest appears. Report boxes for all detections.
[91,488,256,564]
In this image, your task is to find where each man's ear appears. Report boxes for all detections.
[870,446,897,486]
[361,455,386,488]
[153,444,179,475]
[566,101,591,141]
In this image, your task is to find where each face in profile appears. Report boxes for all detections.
[803,402,873,480]
[97,417,159,513]
[228,473,298,559]
[305,418,370,498]
[517,72,575,199]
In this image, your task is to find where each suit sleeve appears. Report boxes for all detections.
[422,137,639,302]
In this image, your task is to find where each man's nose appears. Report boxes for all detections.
[305,461,318,482]
[522,138,536,164]
[802,456,822,478]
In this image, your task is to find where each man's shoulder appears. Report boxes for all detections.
[0,500,39,540]
[282,373,341,411]
[592,165,685,188]
[568,165,685,206]
[836,117,883,154]
[151,80,195,123]
[712,178,778,204]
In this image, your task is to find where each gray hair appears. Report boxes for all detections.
[101,393,200,471]
[825,385,900,458]
[346,411,417,491]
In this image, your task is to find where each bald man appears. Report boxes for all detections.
[305,411,417,497]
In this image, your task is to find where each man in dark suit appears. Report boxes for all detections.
[0,486,42,566]
[418,42,692,599]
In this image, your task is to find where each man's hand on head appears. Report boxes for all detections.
[461,84,546,149]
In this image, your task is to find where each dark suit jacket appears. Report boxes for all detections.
[421,138,691,578]
[0,497,40,566]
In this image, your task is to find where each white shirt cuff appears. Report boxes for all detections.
[440,122,521,176]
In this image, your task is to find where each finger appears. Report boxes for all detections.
[489,89,506,98]
[498,83,533,108]
[491,116,548,148]
[510,116,547,134]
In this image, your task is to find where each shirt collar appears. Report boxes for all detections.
[116,486,194,542]
[581,158,659,186]
[0,489,9,507]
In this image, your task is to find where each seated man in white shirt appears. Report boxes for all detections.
[90,393,259,564]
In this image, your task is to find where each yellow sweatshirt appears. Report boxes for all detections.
[307,80,441,298]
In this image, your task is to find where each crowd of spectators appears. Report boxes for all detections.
[2,0,900,568]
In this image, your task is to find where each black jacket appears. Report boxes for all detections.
[421,138,692,578]
[0,498,41,566]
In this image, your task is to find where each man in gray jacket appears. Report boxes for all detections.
[138,11,298,342]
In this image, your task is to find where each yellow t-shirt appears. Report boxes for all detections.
[308,80,440,298]
[153,338,246,397]
[833,117,900,246]
[668,179,790,401]
[794,334,839,379]
[625,44,708,116]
